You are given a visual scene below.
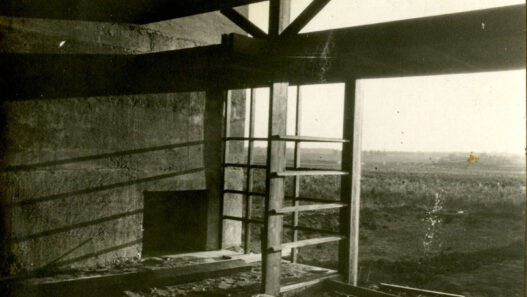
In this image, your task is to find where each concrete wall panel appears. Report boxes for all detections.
[0,8,246,274]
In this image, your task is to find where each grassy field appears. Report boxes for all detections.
[237,150,525,297]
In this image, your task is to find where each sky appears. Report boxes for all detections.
[244,0,526,154]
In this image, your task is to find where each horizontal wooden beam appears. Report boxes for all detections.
[285,196,340,204]
[2,5,523,101]
[221,8,268,39]
[275,170,348,177]
[279,270,339,293]
[222,215,339,235]
[223,163,267,169]
[379,283,466,297]
[271,203,347,214]
[3,260,251,296]
[272,236,344,252]
[0,45,272,101]
[226,4,526,79]
[273,135,349,143]
[0,46,228,100]
[224,137,269,141]
[0,0,262,23]
[223,189,266,196]
[324,280,398,297]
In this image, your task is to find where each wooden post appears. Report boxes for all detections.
[219,90,232,248]
[291,85,302,263]
[243,89,256,253]
[263,1,290,295]
[339,80,362,285]
[204,89,227,250]
[263,82,288,295]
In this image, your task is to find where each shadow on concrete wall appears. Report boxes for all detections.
[6,167,204,208]
[1,140,206,275]
[3,141,204,173]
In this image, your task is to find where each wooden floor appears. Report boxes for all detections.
[3,250,338,297]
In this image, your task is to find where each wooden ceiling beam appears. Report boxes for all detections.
[2,5,524,101]
[225,4,525,78]
[0,0,264,24]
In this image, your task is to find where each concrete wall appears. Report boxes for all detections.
[0,10,246,275]
[0,10,243,54]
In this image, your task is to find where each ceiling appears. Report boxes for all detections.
[0,3,524,101]
[0,0,262,23]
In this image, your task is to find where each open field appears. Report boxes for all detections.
[241,150,526,297]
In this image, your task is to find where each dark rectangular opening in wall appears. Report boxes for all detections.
[142,190,208,257]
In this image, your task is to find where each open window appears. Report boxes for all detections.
[357,70,525,297]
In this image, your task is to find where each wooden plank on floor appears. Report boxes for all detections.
[325,280,398,297]
[280,271,339,293]
[379,283,466,297]
[8,259,251,297]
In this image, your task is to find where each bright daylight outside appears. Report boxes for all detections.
[239,1,526,297]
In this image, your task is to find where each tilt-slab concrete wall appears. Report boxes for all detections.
[0,9,247,275]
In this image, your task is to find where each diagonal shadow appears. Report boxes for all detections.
[6,167,205,208]
[12,209,143,243]
[50,238,143,268]
[2,141,204,172]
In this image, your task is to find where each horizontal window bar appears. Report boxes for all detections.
[223,163,267,169]
[275,170,348,177]
[223,137,269,141]
[271,203,347,214]
[223,189,266,196]
[272,135,349,143]
[222,216,339,235]
[271,236,344,252]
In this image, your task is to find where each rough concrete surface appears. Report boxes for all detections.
[0,8,247,274]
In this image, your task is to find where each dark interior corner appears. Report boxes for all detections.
[142,190,209,257]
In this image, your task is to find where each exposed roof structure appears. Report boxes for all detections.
[1,4,524,101]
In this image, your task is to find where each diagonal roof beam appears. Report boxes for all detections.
[280,0,330,37]
[221,8,268,39]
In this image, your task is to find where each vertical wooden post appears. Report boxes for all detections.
[204,89,227,250]
[219,90,232,248]
[339,80,362,285]
[291,85,302,263]
[244,89,256,253]
[264,1,290,294]
[263,83,288,295]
